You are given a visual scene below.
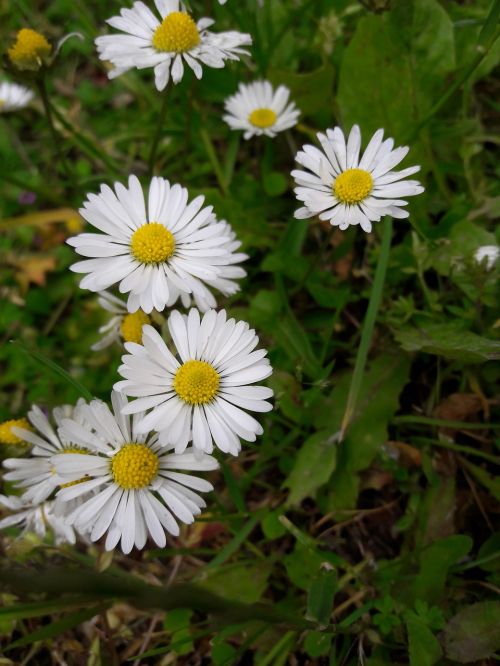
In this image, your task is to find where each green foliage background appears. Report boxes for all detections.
[0,0,499,663]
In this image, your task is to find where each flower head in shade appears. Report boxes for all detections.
[7,28,52,72]
[223,80,300,139]
[0,81,34,112]
[2,402,88,504]
[292,125,424,233]
[0,418,32,446]
[92,291,151,351]
[68,176,246,314]
[95,0,252,91]
[52,391,218,554]
[115,309,273,456]
[474,245,499,271]
[0,494,75,545]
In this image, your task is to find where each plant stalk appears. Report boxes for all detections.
[36,77,73,186]
[339,217,393,441]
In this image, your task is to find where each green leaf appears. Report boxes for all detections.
[405,611,442,666]
[395,323,500,364]
[338,0,455,142]
[284,431,338,506]
[163,609,193,656]
[206,512,261,570]
[303,630,332,658]
[0,598,97,621]
[268,65,335,115]
[307,568,337,626]
[413,535,473,604]
[442,601,500,663]
[197,562,272,604]
[320,354,410,510]
[6,607,100,650]
[212,641,238,666]
[263,171,288,197]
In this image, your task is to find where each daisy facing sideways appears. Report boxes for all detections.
[68,175,247,314]
[95,0,252,91]
[292,125,424,233]
[0,80,34,113]
[223,80,300,139]
[0,494,76,545]
[2,402,88,504]
[115,308,273,456]
[52,391,218,554]
[92,291,151,351]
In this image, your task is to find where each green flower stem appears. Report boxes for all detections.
[339,216,393,441]
[147,87,169,178]
[36,77,73,187]
[199,127,229,195]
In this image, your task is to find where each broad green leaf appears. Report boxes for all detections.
[430,220,496,276]
[268,65,334,115]
[319,354,410,510]
[395,323,500,363]
[306,568,337,626]
[212,641,238,666]
[443,601,500,663]
[303,630,332,658]
[284,431,338,506]
[197,562,271,604]
[413,535,473,604]
[338,0,455,143]
[405,611,442,666]
[163,609,193,656]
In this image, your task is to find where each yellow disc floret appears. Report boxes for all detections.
[0,418,31,446]
[152,12,200,53]
[120,311,151,344]
[334,168,373,204]
[248,108,277,129]
[130,223,175,264]
[111,443,159,490]
[174,360,220,405]
[8,29,52,71]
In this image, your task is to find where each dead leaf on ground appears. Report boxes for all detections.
[10,254,57,291]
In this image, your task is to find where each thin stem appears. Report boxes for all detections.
[148,87,169,178]
[36,77,73,187]
[339,217,393,440]
[199,127,228,195]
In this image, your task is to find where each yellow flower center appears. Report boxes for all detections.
[152,12,200,53]
[130,223,175,264]
[120,311,151,344]
[334,168,373,204]
[248,108,277,129]
[8,28,52,71]
[174,360,220,405]
[0,418,31,446]
[111,443,159,490]
[58,447,89,488]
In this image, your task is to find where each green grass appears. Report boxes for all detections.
[1,0,499,664]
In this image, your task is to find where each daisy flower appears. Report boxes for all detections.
[223,80,300,139]
[52,391,218,554]
[95,0,252,91]
[115,308,273,455]
[0,81,34,113]
[68,176,246,314]
[2,402,88,504]
[474,245,499,271]
[292,125,424,233]
[92,291,151,351]
[7,28,52,72]
[0,495,75,545]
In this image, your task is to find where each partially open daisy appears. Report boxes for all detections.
[223,80,300,139]
[0,418,31,446]
[0,494,76,545]
[7,28,52,72]
[92,291,151,351]
[292,125,424,233]
[115,308,273,455]
[52,391,218,554]
[68,176,246,314]
[474,245,499,271]
[0,81,34,113]
[2,402,88,504]
[95,0,252,91]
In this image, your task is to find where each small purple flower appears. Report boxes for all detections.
[18,191,37,205]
